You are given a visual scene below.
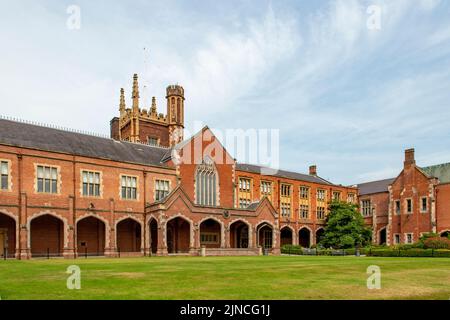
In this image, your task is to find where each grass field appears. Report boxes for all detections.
[0,255,449,300]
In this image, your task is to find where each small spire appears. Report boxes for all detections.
[119,88,126,113]
[151,96,157,114]
[132,73,139,113]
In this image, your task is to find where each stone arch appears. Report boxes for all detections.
[440,230,450,238]
[198,216,225,248]
[76,215,108,256]
[256,220,275,249]
[378,227,387,245]
[28,211,68,257]
[27,211,69,249]
[228,218,252,248]
[115,216,143,253]
[0,209,18,257]
[280,225,294,246]
[148,216,158,254]
[298,226,312,248]
[164,214,194,253]
[315,227,325,245]
[76,213,110,248]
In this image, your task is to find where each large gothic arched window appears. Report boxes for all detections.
[195,158,218,206]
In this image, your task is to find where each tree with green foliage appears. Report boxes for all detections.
[319,201,372,249]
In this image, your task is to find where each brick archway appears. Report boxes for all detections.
[0,211,17,257]
[29,213,65,257]
[165,216,191,253]
[149,217,158,254]
[256,221,274,249]
[199,217,223,248]
[116,218,142,253]
[316,227,325,245]
[229,219,251,248]
[280,226,294,246]
[76,216,106,256]
[299,227,312,248]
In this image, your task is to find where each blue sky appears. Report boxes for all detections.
[0,0,449,185]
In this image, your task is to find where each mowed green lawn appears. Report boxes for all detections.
[0,255,449,300]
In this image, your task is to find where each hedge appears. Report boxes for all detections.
[367,248,450,258]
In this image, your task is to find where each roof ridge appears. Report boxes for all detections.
[0,115,110,139]
[421,162,450,169]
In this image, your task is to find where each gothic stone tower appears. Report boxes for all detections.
[110,74,185,147]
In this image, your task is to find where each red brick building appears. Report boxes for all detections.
[358,149,450,245]
[0,74,357,259]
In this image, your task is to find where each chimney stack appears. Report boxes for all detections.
[309,165,317,176]
[404,148,416,167]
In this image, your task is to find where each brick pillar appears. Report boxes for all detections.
[157,215,167,256]
[64,196,76,259]
[190,223,199,255]
[19,192,30,259]
[105,198,117,257]
[224,226,230,248]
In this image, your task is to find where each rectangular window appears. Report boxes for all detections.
[147,136,159,146]
[36,165,58,194]
[394,234,401,244]
[155,180,170,201]
[421,197,427,212]
[300,204,309,219]
[332,191,341,201]
[361,199,372,217]
[347,193,355,203]
[317,189,326,201]
[200,233,219,244]
[82,171,101,197]
[1,161,9,190]
[260,181,272,202]
[406,199,412,214]
[395,200,401,215]
[121,175,137,200]
[238,178,252,208]
[317,206,325,220]
[280,184,292,218]
[300,186,309,200]
[405,233,413,244]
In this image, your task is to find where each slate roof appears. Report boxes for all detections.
[236,163,334,185]
[421,163,450,184]
[357,178,396,196]
[0,118,171,168]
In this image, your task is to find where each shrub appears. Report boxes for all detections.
[423,237,450,249]
[367,248,450,257]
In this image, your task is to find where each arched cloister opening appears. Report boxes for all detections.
[257,223,273,249]
[166,217,191,253]
[0,212,16,258]
[199,218,222,248]
[76,216,106,256]
[299,227,311,248]
[379,228,387,245]
[280,227,293,246]
[149,218,158,254]
[117,218,141,253]
[30,214,64,257]
[316,228,325,246]
[229,220,249,248]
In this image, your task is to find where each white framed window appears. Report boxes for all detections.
[300,186,309,200]
[420,197,427,213]
[260,181,272,200]
[347,193,355,203]
[280,184,292,218]
[317,206,325,220]
[406,198,413,214]
[200,233,219,244]
[82,171,101,197]
[121,175,137,200]
[147,136,159,146]
[361,199,372,217]
[0,160,10,190]
[155,179,170,201]
[300,204,309,219]
[317,189,326,201]
[405,233,414,244]
[332,191,341,201]
[36,165,58,194]
[394,234,401,244]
